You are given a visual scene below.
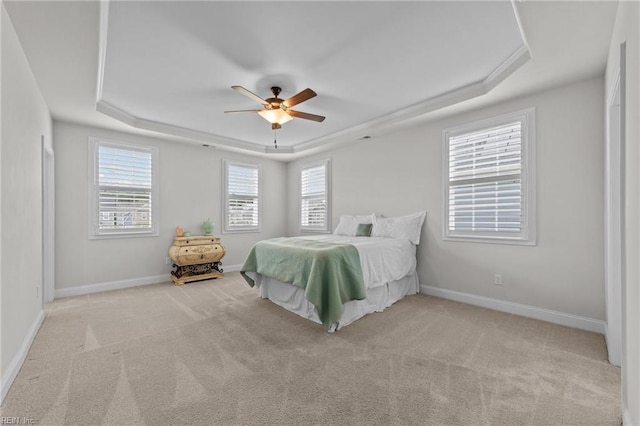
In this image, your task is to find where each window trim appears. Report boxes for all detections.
[442,108,536,245]
[222,159,261,234]
[88,137,159,239]
[299,158,331,234]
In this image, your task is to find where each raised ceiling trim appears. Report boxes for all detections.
[484,45,531,92]
[292,45,531,154]
[95,0,109,106]
[96,99,272,153]
[96,45,530,155]
[95,0,530,156]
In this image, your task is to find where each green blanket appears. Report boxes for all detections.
[240,237,366,330]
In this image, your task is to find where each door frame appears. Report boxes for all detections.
[42,135,55,303]
[604,44,625,367]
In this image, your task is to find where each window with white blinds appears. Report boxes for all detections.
[443,109,536,244]
[89,138,159,238]
[223,160,260,232]
[300,159,331,232]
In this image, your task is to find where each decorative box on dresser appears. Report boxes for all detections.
[168,236,225,285]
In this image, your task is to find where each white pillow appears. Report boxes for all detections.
[372,211,426,244]
[333,214,375,236]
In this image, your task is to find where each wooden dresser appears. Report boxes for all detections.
[168,236,225,285]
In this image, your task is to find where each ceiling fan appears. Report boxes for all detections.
[225,86,325,130]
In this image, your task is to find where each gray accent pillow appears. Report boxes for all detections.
[355,223,373,237]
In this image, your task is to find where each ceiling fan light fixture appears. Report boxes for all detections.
[258,108,292,126]
[226,85,324,131]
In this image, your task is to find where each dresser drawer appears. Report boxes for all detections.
[169,243,225,265]
[172,236,220,247]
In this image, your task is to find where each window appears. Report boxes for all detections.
[443,108,535,245]
[89,137,159,239]
[223,160,260,233]
[300,159,331,233]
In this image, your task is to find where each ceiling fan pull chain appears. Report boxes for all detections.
[274,129,277,149]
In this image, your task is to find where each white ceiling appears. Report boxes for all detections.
[4,1,619,160]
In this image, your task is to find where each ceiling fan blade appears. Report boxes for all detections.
[224,109,262,113]
[288,110,325,122]
[282,88,317,108]
[231,86,269,106]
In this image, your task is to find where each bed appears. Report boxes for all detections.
[241,212,425,332]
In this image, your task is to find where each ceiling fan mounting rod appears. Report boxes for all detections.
[265,86,283,109]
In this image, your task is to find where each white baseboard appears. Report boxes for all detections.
[55,266,244,299]
[55,274,171,299]
[623,408,635,426]
[1,309,45,404]
[420,285,606,334]
[223,264,242,273]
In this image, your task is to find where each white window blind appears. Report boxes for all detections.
[224,161,260,232]
[443,109,535,244]
[300,160,330,232]
[89,138,159,238]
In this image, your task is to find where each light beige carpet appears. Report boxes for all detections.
[1,272,620,425]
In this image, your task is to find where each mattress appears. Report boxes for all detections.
[243,235,419,331]
[252,271,419,331]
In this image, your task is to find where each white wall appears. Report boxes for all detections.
[288,77,605,322]
[53,122,287,292]
[605,2,640,424]
[0,1,52,398]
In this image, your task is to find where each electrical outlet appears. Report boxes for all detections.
[494,273,503,285]
[165,256,171,265]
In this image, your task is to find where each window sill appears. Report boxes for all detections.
[89,231,159,240]
[443,235,536,246]
[222,229,261,234]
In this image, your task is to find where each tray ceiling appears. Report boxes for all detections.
[97,1,528,154]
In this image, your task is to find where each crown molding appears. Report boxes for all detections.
[96,0,530,157]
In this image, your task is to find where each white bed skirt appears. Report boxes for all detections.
[248,271,419,332]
